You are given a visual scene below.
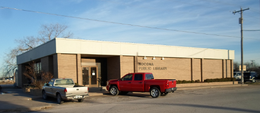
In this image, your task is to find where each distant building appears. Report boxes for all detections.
[16,38,234,87]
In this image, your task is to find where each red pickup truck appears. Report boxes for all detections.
[106,72,177,98]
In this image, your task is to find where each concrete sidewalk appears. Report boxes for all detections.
[0,83,249,112]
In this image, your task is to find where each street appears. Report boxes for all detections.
[35,85,260,113]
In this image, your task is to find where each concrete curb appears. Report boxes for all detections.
[178,84,248,90]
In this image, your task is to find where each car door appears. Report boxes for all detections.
[131,74,144,92]
[119,74,133,91]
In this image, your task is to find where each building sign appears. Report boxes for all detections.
[239,65,246,71]
[138,62,167,70]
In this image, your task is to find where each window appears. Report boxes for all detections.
[134,74,143,80]
[34,62,41,73]
[48,79,54,86]
[122,74,133,81]
[55,79,74,85]
[145,74,154,80]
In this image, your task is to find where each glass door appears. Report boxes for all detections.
[91,67,97,85]
[82,67,89,85]
[82,66,98,86]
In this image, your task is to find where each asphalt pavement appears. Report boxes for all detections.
[0,83,254,112]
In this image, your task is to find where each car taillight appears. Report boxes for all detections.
[64,88,67,93]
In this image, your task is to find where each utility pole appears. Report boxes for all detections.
[233,7,249,84]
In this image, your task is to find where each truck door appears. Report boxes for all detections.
[131,74,144,92]
[119,74,133,91]
[45,79,54,96]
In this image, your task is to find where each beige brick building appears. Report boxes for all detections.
[16,38,234,87]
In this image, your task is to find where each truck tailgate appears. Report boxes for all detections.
[66,87,88,96]
[167,79,176,88]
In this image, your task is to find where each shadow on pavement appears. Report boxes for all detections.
[0,84,55,112]
[0,101,32,112]
[103,92,152,98]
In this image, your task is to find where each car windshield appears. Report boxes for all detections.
[55,79,74,85]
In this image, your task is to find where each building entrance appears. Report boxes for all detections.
[82,66,98,86]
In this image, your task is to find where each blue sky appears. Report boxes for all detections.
[0,0,259,73]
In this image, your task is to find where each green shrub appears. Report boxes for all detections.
[176,78,235,84]
[195,79,200,83]
[204,77,235,82]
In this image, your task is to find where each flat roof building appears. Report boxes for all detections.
[17,38,234,87]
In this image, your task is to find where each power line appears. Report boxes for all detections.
[0,6,242,39]
[202,0,260,16]
[174,0,260,19]
[244,30,260,31]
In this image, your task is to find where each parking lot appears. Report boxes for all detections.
[1,81,260,112]
[36,85,260,113]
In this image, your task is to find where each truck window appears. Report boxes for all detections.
[48,79,54,86]
[134,74,143,80]
[122,74,133,81]
[56,79,74,85]
[145,74,154,80]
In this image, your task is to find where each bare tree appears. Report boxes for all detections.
[23,61,53,89]
[233,62,240,72]
[15,23,73,52]
[2,48,19,78]
[2,23,73,78]
[38,23,73,43]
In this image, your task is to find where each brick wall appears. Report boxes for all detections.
[137,57,191,80]
[120,56,134,77]
[227,60,231,78]
[193,59,201,81]
[57,54,77,82]
[203,59,222,80]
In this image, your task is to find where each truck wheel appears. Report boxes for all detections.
[150,87,161,98]
[42,90,48,100]
[161,92,168,96]
[109,86,119,96]
[78,99,84,102]
[56,94,63,104]
[252,78,256,83]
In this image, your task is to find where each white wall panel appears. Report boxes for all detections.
[17,38,235,64]
[17,39,56,64]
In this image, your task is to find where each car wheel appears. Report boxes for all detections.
[252,78,256,83]
[161,92,168,96]
[78,99,84,102]
[109,86,119,96]
[150,87,161,98]
[42,90,48,100]
[56,93,63,104]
